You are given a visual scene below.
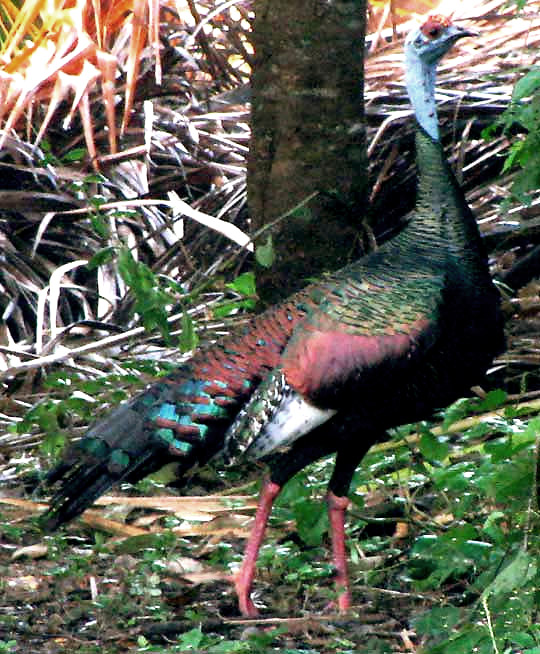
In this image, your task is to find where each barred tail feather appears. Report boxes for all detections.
[41,401,175,530]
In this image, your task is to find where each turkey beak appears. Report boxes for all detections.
[454,26,479,39]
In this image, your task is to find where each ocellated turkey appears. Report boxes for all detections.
[42,16,504,616]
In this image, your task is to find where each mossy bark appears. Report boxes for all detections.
[248,0,367,305]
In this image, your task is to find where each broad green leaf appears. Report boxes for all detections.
[61,147,87,162]
[510,632,537,649]
[475,389,508,411]
[40,430,67,457]
[90,212,109,238]
[83,173,107,184]
[178,627,205,650]
[427,628,487,654]
[117,247,138,285]
[484,439,513,463]
[212,298,256,318]
[482,549,536,600]
[293,498,328,546]
[441,397,474,428]
[414,605,461,636]
[419,430,449,462]
[512,68,540,101]
[226,271,256,297]
[255,235,275,268]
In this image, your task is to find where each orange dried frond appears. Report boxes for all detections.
[367,0,439,36]
[0,0,28,42]
[121,0,149,134]
[0,0,161,164]
[1,0,43,60]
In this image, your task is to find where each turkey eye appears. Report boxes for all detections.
[428,27,441,37]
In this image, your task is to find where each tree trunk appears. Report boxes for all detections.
[248,0,367,305]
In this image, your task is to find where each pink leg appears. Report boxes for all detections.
[235,479,281,616]
[327,491,352,612]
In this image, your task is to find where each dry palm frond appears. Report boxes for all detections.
[0,0,164,163]
[0,0,251,165]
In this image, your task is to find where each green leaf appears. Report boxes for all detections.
[426,628,487,654]
[212,298,257,318]
[481,122,501,141]
[178,627,205,650]
[414,605,461,636]
[290,204,312,222]
[510,632,537,649]
[117,248,173,342]
[419,429,449,462]
[179,312,199,353]
[42,371,78,388]
[117,247,137,285]
[89,213,110,238]
[484,439,512,463]
[87,246,116,269]
[441,397,474,428]
[512,68,540,101]
[484,511,506,530]
[475,389,507,411]
[255,235,275,268]
[502,140,525,173]
[294,498,328,546]
[83,173,107,184]
[482,550,536,600]
[62,147,87,162]
[521,417,540,441]
[40,431,67,457]
[443,524,478,544]
[226,271,256,297]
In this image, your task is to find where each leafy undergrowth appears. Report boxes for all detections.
[1,386,540,653]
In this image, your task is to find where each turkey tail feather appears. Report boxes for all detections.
[41,401,170,530]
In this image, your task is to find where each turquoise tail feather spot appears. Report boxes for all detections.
[145,376,255,457]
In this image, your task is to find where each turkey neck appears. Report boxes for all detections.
[403,38,488,276]
[405,41,440,141]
